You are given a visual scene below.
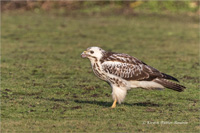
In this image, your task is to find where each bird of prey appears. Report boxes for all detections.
[81,47,186,108]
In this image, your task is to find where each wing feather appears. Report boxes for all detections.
[101,53,163,81]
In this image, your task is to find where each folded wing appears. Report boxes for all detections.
[101,53,177,81]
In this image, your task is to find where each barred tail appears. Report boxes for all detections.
[154,78,186,92]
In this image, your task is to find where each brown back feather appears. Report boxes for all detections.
[101,52,163,81]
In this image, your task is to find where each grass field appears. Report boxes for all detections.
[1,11,199,132]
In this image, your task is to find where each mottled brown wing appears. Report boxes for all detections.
[101,53,163,81]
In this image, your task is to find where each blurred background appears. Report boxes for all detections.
[1,0,199,14]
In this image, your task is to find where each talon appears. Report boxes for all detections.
[111,99,117,108]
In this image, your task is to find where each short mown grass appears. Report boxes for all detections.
[1,11,199,132]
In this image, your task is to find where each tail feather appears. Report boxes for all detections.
[161,73,179,82]
[154,78,186,92]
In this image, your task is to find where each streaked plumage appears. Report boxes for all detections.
[81,47,186,108]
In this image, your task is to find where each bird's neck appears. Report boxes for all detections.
[89,58,101,69]
[89,58,99,65]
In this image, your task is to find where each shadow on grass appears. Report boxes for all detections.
[40,97,161,107]
[74,100,112,107]
[74,99,161,107]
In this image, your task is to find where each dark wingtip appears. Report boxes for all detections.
[173,78,179,82]
[161,73,179,82]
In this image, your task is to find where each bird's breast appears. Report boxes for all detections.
[92,62,107,80]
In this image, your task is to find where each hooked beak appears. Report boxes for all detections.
[81,51,88,58]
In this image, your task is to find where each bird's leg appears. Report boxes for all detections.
[111,99,117,108]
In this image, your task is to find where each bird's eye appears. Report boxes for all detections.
[90,50,94,54]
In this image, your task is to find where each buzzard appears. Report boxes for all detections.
[81,47,186,108]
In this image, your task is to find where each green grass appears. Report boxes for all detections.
[1,11,199,132]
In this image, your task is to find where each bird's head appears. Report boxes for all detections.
[81,47,105,61]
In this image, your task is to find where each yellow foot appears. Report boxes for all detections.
[111,104,116,108]
[111,99,117,108]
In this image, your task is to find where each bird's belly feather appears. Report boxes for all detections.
[129,80,164,89]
